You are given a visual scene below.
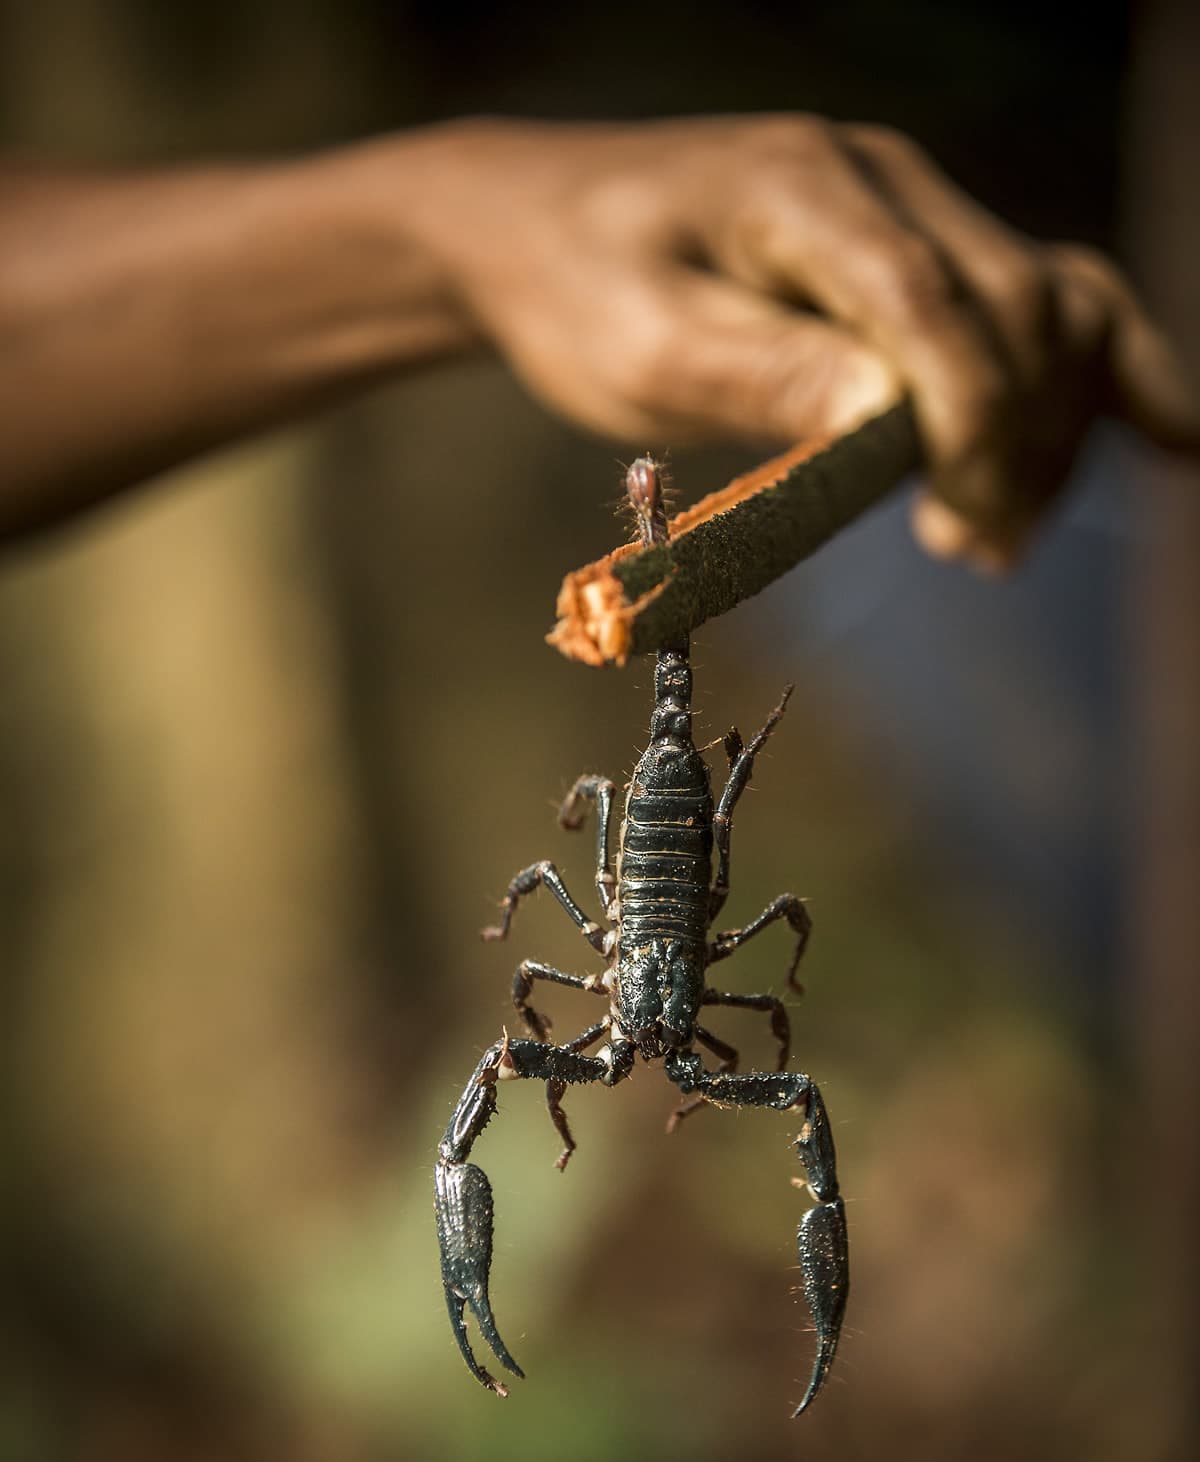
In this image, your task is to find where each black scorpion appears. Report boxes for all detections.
[435,458,848,1416]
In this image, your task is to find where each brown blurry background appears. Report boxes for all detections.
[1,3,1197,1460]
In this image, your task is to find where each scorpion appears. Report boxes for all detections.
[435,457,848,1417]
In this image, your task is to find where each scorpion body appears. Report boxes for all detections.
[435,460,848,1417]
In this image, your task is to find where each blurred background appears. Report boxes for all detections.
[0,2,1197,1459]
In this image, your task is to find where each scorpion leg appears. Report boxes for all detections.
[667,991,791,1128]
[701,988,791,1070]
[663,1051,848,1417]
[545,1017,612,1170]
[511,957,605,1042]
[709,685,794,923]
[558,774,617,916]
[482,859,607,953]
[436,1034,628,1396]
[666,1024,739,1132]
[710,893,813,995]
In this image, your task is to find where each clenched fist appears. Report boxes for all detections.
[398,115,1199,570]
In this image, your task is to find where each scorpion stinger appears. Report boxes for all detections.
[434,456,848,1416]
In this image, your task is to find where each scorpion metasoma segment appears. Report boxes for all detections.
[435,458,848,1416]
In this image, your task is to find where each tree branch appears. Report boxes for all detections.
[547,401,921,666]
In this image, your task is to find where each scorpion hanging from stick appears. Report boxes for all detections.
[435,458,848,1416]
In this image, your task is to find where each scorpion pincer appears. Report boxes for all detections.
[434,458,848,1416]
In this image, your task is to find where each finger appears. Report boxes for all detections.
[910,492,976,559]
[911,489,1036,572]
[854,143,1200,447]
[1050,243,1200,451]
[845,124,1056,388]
[843,131,1188,548]
[703,124,1014,484]
[615,269,901,444]
[842,126,1089,541]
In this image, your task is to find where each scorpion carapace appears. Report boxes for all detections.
[435,458,848,1417]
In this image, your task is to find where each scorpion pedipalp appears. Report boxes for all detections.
[663,1054,849,1415]
[434,1158,524,1395]
[794,1190,850,1415]
[435,1036,624,1396]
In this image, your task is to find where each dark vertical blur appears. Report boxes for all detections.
[1129,4,1200,1459]
[2,3,1195,1461]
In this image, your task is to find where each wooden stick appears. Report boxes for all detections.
[547,401,922,666]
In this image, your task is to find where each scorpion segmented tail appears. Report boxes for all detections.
[617,460,713,961]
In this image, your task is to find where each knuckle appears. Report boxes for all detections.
[749,112,839,157]
[1058,276,1112,355]
[1048,240,1121,292]
[734,113,845,186]
[575,172,664,241]
[1047,242,1122,350]
[988,252,1055,342]
[863,232,957,319]
[784,113,842,161]
[846,121,921,168]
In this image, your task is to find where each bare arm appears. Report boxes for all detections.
[2,116,1195,556]
[0,145,478,537]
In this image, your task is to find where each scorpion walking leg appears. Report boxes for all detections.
[709,685,794,923]
[710,893,813,995]
[700,988,791,1070]
[545,1017,612,1170]
[558,774,617,916]
[666,1024,739,1132]
[511,957,605,1042]
[482,859,607,953]
[663,1052,848,1417]
[666,990,790,1130]
[436,1035,623,1396]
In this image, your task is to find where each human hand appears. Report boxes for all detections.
[397,115,1199,570]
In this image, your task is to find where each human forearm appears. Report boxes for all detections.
[0,143,478,537]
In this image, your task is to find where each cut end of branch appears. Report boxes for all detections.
[545,541,661,667]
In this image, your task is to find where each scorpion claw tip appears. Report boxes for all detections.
[437,1161,526,1391]
[790,1334,837,1418]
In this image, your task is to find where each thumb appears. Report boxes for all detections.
[655,272,901,445]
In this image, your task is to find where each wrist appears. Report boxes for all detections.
[293,127,491,369]
[346,119,557,322]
